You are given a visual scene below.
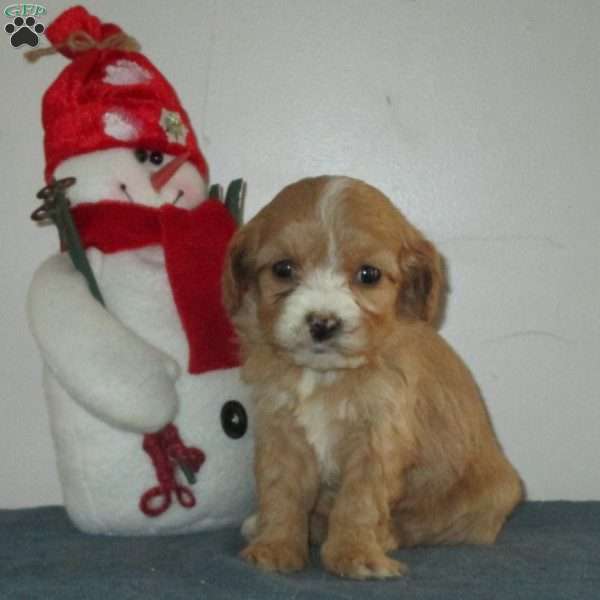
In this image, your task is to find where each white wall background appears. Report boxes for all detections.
[1,0,598,508]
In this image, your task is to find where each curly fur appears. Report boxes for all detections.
[223,176,522,579]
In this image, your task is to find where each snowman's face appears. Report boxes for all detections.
[54,147,207,210]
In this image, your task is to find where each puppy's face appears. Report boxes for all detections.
[224,176,443,371]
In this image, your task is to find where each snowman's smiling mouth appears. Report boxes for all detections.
[119,183,134,203]
[172,190,183,205]
[119,183,184,206]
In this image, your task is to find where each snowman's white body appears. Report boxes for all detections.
[28,149,255,535]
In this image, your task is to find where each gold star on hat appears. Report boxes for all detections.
[160,108,189,144]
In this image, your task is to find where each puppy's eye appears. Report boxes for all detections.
[357,265,381,285]
[135,148,148,163]
[272,260,295,280]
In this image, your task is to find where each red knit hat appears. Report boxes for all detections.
[39,6,208,183]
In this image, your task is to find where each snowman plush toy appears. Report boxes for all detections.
[27,6,254,535]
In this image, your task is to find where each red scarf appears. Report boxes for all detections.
[71,200,240,374]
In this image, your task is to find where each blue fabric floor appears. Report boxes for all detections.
[1,502,599,599]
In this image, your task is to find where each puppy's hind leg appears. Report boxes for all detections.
[394,460,523,547]
[460,462,523,545]
[241,513,259,541]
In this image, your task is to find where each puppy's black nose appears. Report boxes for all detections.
[307,313,342,342]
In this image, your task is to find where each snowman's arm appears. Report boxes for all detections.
[27,253,180,433]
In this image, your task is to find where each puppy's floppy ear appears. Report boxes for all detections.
[222,224,256,317]
[397,238,444,325]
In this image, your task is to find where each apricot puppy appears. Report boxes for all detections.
[223,176,522,579]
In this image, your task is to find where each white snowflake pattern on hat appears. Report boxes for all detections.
[103,59,152,86]
[102,109,140,141]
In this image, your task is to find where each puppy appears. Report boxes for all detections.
[223,176,522,579]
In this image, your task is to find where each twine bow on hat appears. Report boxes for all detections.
[24,30,140,63]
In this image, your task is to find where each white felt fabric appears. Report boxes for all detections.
[28,253,180,433]
[28,148,254,535]
[28,249,255,535]
[53,148,207,210]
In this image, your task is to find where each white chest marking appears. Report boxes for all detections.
[294,369,341,482]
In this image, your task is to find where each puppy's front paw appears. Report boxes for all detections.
[322,542,407,580]
[241,540,308,573]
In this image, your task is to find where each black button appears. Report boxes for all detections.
[221,400,248,439]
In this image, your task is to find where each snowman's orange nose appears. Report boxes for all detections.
[150,151,191,192]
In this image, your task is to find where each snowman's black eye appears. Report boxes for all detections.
[220,400,248,439]
[150,151,164,166]
[135,148,148,163]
